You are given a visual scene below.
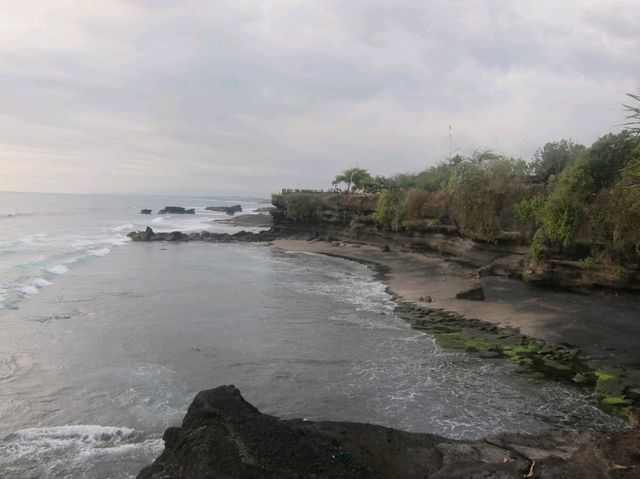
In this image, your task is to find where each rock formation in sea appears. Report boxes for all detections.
[140,209,152,214]
[138,385,640,479]
[127,227,276,243]
[158,206,196,214]
[205,204,243,215]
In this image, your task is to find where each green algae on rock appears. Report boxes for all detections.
[394,301,637,420]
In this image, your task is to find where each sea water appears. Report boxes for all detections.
[0,192,626,478]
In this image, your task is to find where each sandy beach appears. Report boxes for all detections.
[273,239,640,370]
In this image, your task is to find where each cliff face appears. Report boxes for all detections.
[271,193,640,292]
[138,386,640,479]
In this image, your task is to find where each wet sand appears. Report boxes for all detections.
[273,239,640,372]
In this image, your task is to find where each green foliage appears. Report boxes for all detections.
[531,139,586,182]
[583,130,639,190]
[373,190,405,231]
[402,188,429,221]
[362,175,386,193]
[623,90,640,135]
[282,192,321,221]
[580,256,596,268]
[414,162,452,192]
[446,158,532,241]
[514,195,545,222]
[527,130,640,262]
[333,167,373,192]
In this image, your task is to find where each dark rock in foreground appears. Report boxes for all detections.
[139,386,639,479]
[456,286,485,301]
[158,206,195,214]
[127,227,277,243]
[140,209,152,214]
[206,204,243,215]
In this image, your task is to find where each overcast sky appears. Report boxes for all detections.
[1,1,638,196]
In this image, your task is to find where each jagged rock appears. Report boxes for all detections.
[128,226,155,242]
[158,206,196,214]
[127,227,277,244]
[138,385,640,479]
[127,228,190,242]
[455,287,485,301]
[205,205,243,215]
[167,231,190,241]
[140,209,152,214]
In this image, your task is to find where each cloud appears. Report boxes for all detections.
[0,0,638,195]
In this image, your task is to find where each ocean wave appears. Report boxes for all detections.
[32,278,52,287]
[47,264,69,275]
[88,247,111,257]
[18,286,39,296]
[0,425,162,479]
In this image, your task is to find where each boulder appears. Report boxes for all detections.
[205,205,243,215]
[140,209,152,214]
[455,287,485,301]
[158,206,196,214]
[128,227,155,242]
[138,385,640,479]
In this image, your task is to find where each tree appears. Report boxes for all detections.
[333,167,372,192]
[623,90,640,136]
[531,140,586,182]
[622,90,640,190]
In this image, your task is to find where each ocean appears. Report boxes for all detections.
[0,192,626,478]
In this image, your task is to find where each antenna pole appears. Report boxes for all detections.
[449,124,452,163]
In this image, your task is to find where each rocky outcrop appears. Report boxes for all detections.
[140,209,152,214]
[128,227,191,242]
[270,194,640,292]
[455,286,485,301]
[206,205,243,215]
[218,213,273,228]
[158,206,196,214]
[138,385,639,479]
[127,227,277,243]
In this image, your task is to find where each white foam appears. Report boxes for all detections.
[47,265,69,275]
[10,425,139,444]
[151,217,164,223]
[0,425,163,477]
[89,248,111,257]
[33,278,52,287]
[19,286,39,296]
[112,223,135,232]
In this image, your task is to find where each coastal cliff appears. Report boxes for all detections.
[270,192,640,292]
[138,385,639,479]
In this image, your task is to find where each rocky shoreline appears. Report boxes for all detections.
[273,239,640,421]
[125,223,640,476]
[126,225,640,419]
[138,385,639,479]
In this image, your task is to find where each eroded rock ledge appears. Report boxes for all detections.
[138,386,639,479]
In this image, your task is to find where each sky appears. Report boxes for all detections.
[0,0,638,196]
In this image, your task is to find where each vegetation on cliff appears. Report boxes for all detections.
[273,95,640,282]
